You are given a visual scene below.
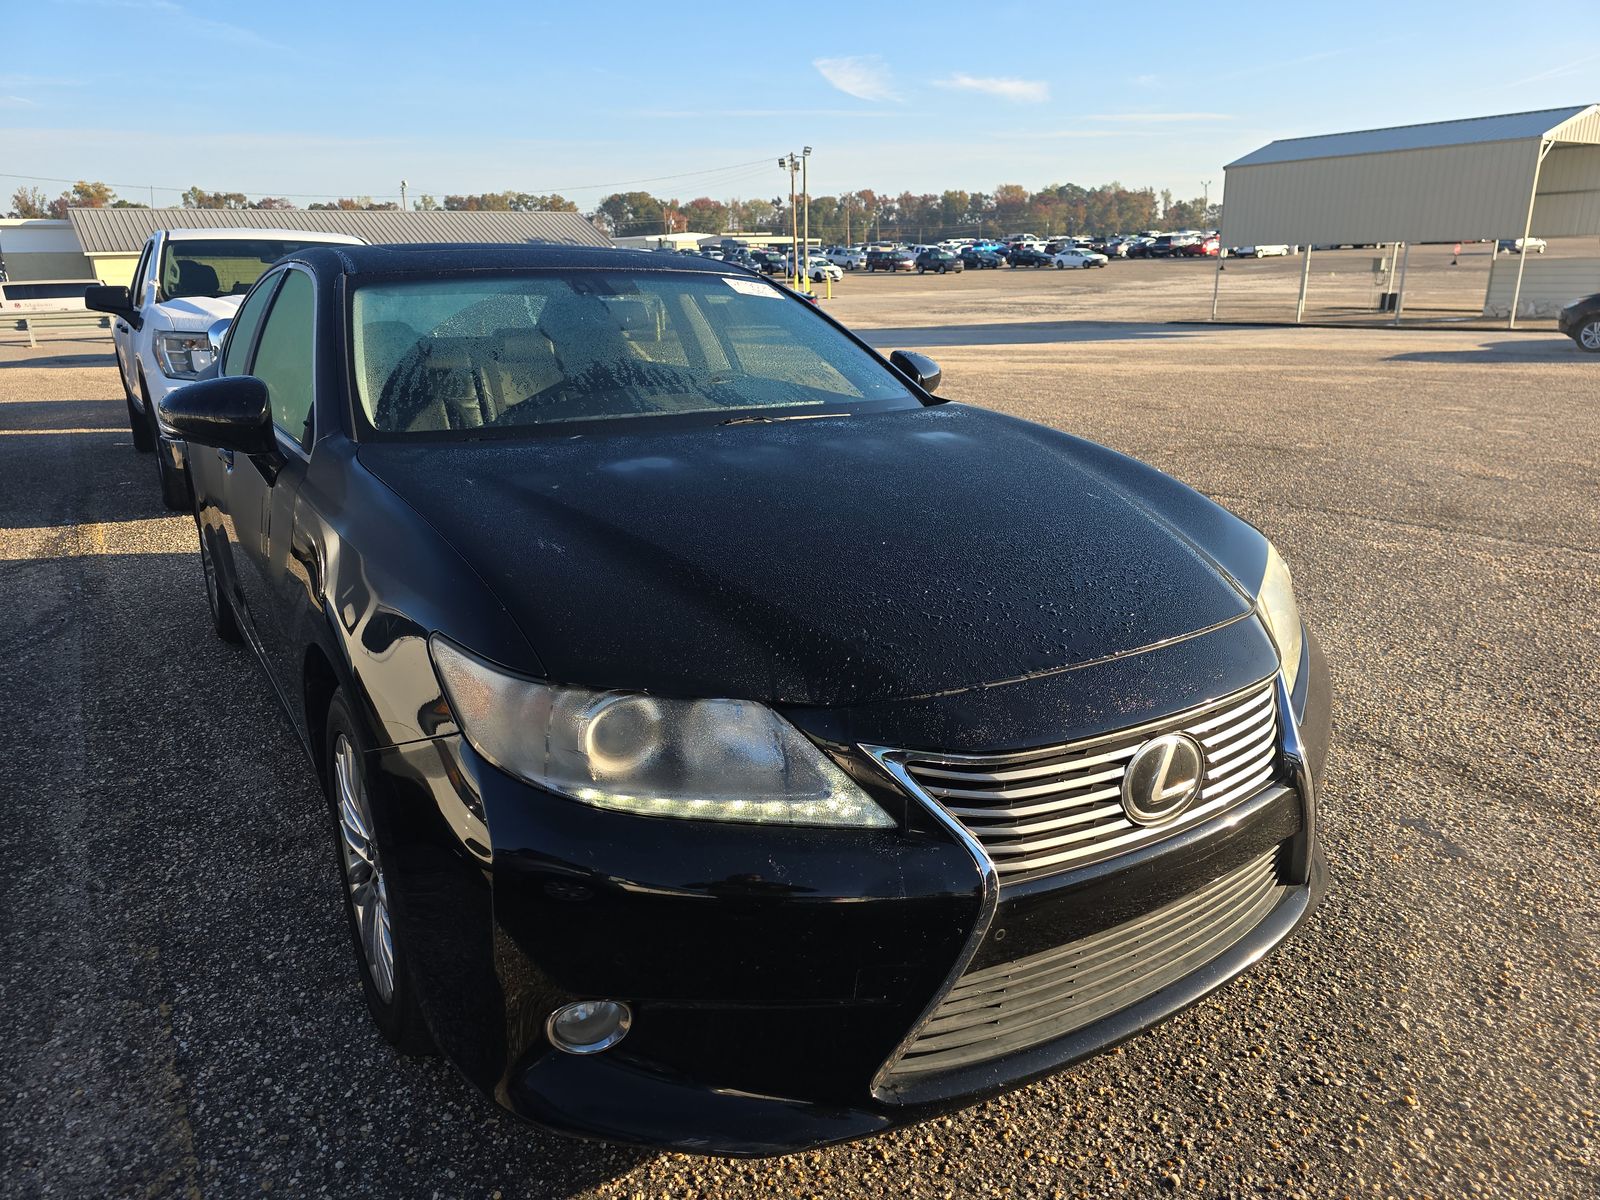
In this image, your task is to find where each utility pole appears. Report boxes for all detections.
[400,179,408,211]
[802,146,812,293]
[1201,179,1211,227]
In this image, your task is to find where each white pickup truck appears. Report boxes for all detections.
[87,227,363,509]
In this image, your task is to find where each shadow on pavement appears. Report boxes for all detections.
[1385,338,1586,364]
[857,320,1207,349]
[0,351,117,370]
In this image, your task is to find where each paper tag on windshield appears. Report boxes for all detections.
[724,276,780,298]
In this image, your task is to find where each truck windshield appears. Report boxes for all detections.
[160,239,337,300]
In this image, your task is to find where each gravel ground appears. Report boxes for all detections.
[2,273,1597,1199]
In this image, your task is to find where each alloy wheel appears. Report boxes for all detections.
[335,734,396,1001]
[1580,320,1600,351]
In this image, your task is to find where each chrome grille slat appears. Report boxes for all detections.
[883,851,1284,1080]
[915,871,1281,1045]
[890,680,1281,884]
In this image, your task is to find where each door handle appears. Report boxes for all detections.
[218,448,234,467]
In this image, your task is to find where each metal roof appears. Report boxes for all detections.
[66,206,608,254]
[1228,105,1600,168]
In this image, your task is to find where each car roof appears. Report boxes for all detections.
[287,242,744,277]
[163,227,366,245]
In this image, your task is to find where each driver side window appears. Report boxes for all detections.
[247,270,316,449]
[222,272,281,377]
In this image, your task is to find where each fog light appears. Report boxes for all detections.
[546,1000,632,1055]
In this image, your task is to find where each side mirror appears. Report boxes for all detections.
[84,284,136,322]
[206,317,231,355]
[158,376,276,456]
[890,349,943,397]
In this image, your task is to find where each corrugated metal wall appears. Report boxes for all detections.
[1532,146,1600,235]
[1222,139,1544,247]
[1482,254,1600,317]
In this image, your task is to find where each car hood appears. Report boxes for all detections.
[151,294,241,331]
[358,405,1257,707]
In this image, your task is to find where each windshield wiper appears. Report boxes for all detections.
[718,412,850,426]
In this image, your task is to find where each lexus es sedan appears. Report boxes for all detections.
[160,243,1329,1157]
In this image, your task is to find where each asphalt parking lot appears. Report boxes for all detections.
[2,266,1597,1198]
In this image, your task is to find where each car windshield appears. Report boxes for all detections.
[351,270,922,438]
[160,238,338,300]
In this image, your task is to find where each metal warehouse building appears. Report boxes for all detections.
[1219,104,1600,325]
[64,207,609,289]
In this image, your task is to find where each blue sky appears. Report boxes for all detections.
[4,0,1598,209]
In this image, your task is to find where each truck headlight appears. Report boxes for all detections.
[1256,543,1304,693]
[429,636,893,828]
[154,331,217,380]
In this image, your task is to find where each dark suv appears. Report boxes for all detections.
[1007,246,1053,268]
[1558,293,1600,352]
[914,249,964,275]
[866,250,915,272]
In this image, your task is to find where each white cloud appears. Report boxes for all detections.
[1090,112,1233,123]
[812,56,898,102]
[0,95,37,108]
[936,74,1050,103]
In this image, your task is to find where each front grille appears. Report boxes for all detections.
[883,848,1284,1085]
[895,680,1279,884]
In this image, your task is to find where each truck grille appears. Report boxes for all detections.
[893,680,1279,885]
[883,848,1284,1085]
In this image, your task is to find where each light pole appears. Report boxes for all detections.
[779,153,800,288]
[802,146,812,294]
[400,179,408,211]
[1201,179,1211,228]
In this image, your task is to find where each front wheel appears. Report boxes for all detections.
[326,689,437,1056]
[937,265,946,274]
[124,370,155,453]
[196,523,242,643]
[1576,317,1600,352]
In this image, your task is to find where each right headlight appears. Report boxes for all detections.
[429,636,893,828]
[1256,543,1304,694]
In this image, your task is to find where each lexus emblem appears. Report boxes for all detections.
[1122,733,1205,826]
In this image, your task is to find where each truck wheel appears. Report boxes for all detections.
[125,371,155,453]
[143,377,190,512]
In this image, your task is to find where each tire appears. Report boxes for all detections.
[1576,318,1600,353]
[937,265,946,274]
[325,688,437,1057]
[195,521,242,643]
[1082,261,1093,269]
[1055,260,1065,269]
[917,265,925,274]
[124,367,155,453]
[143,377,190,512]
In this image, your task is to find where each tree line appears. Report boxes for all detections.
[9,180,1216,238]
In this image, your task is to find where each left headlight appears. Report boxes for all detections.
[429,636,894,828]
[1256,543,1304,694]
[154,331,217,380]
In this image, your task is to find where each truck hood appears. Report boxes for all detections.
[150,294,240,331]
[358,405,1259,707]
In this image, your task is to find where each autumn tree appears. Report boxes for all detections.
[46,180,117,218]
[183,186,249,209]
[9,186,50,218]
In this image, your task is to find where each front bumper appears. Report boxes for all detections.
[368,624,1331,1156]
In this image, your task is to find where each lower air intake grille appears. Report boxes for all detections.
[883,849,1284,1085]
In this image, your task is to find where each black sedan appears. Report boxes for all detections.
[958,247,1004,269]
[160,243,1328,1157]
[1557,292,1600,352]
[1007,246,1054,267]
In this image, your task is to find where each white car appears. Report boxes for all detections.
[1497,237,1547,254]
[1052,248,1109,269]
[1234,245,1293,258]
[88,227,364,508]
[826,246,865,269]
[805,256,844,282]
